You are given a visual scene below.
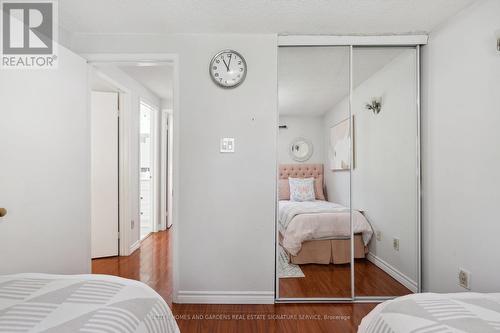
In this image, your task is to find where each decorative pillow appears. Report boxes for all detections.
[278,179,290,200]
[314,176,326,201]
[279,177,325,201]
[289,177,316,202]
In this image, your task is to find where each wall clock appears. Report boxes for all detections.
[209,50,247,88]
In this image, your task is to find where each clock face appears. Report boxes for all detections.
[209,50,247,88]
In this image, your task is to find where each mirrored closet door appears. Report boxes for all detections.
[352,46,419,298]
[276,46,352,299]
[276,43,420,301]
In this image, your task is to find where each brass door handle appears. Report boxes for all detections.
[0,208,7,217]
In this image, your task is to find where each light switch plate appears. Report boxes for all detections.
[220,138,235,153]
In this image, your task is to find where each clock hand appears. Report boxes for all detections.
[222,58,229,71]
[227,54,233,70]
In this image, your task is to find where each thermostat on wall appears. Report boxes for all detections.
[220,138,235,153]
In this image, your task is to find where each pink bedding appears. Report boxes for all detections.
[279,200,373,256]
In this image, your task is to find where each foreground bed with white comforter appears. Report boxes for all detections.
[0,273,179,333]
[359,292,500,333]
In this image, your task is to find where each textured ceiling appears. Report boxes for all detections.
[59,0,478,35]
[279,47,408,116]
[279,47,349,116]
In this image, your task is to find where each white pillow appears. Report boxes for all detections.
[289,177,316,202]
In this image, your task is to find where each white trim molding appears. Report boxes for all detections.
[367,253,418,293]
[129,240,141,254]
[278,34,428,47]
[176,291,274,304]
[85,53,180,301]
[84,53,175,65]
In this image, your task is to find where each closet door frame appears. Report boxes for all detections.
[274,35,425,303]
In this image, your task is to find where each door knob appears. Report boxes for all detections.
[0,208,7,217]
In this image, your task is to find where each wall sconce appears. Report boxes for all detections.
[365,98,382,115]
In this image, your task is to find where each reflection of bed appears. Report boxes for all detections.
[282,234,368,265]
[0,273,179,333]
[358,292,500,333]
[278,164,373,265]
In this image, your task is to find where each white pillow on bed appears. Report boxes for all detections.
[289,177,316,202]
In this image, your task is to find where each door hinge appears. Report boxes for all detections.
[117,231,120,239]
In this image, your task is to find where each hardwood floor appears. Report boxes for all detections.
[279,260,412,298]
[173,303,377,333]
[92,230,173,306]
[280,263,352,298]
[354,259,412,297]
[91,230,387,332]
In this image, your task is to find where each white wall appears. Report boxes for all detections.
[322,50,418,286]
[278,116,324,164]
[73,34,277,302]
[91,66,161,252]
[352,50,418,285]
[176,35,276,300]
[422,0,500,292]
[0,45,90,274]
[161,98,173,110]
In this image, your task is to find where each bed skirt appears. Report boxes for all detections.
[289,234,368,265]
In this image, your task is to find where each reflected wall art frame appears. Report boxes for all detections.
[329,117,354,171]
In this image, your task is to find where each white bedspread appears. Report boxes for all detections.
[279,200,373,256]
[0,273,179,333]
[358,292,500,333]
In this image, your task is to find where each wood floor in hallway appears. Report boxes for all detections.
[92,230,173,306]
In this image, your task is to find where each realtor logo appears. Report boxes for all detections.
[1,0,58,68]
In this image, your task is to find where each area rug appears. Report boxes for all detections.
[278,245,305,278]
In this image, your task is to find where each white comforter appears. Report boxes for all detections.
[0,273,179,333]
[358,292,500,333]
[279,200,373,256]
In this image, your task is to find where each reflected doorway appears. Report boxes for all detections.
[140,101,156,240]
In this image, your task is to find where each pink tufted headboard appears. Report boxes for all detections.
[279,164,324,180]
[278,164,326,200]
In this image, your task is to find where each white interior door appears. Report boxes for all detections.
[0,47,90,274]
[91,91,119,258]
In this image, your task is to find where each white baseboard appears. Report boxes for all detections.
[129,240,141,254]
[367,252,418,293]
[176,291,274,304]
